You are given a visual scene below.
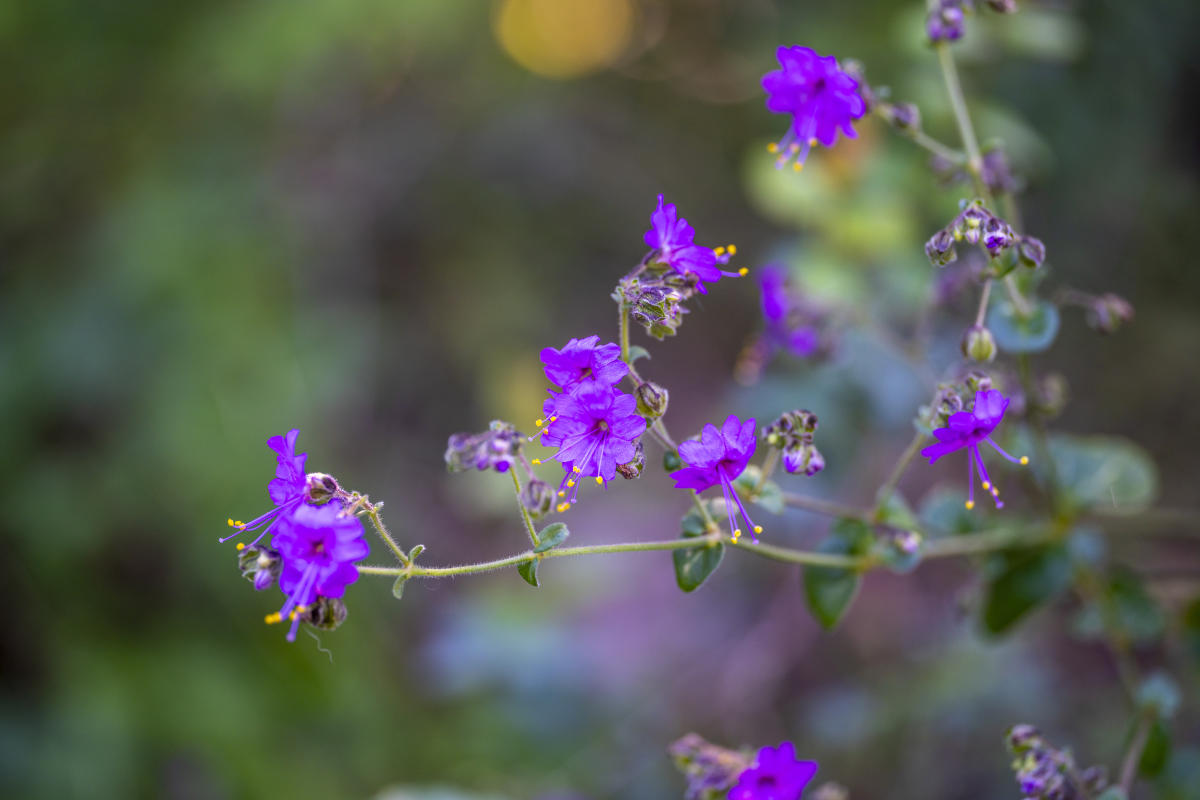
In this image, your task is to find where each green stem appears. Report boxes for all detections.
[755,449,780,494]
[728,537,869,569]
[873,107,966,163]
[366,505,408,565]
[874,430,927,520]
[781,491,868,521]
[974,278,993,327]
[510,468,540,548]
[1119,711,1154,795]
[690,491,718,531]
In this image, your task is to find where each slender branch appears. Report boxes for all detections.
[691,491,719,531]
[781,491,868,521]
[873,107,966,163]
[510,468,540,548]
[874,430,927,520]
[974,278,993,327]
[729,537,869,569]
[366,505,408,565]
[1119,712,1154,795]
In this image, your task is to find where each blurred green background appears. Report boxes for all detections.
[2,0,1198,798]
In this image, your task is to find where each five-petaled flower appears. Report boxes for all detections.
[920,389,1028,509]
[540,335,629,394]
[539,382,647,509]
[644,195,745,293]
[671,415,763,543]
[268,501,369,642]
[728,742,819,800]
[222,429,312,550]
[762,46,866,172]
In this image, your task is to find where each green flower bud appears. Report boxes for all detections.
[961,325,997,363]
[636,381,669,420]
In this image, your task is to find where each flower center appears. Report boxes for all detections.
[596,420,609,431]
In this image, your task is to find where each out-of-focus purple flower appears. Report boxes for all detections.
[269,501,369,642]
[643,195,743,293]
[920,389,1027,510]
[729,742,819,800]
[222,429,314,549]
[762,46,865,172]
[746,267,833,377]
[540,335,628,393]
[671,415,762,542]
[445,421,523,474]
[539,382,646,509]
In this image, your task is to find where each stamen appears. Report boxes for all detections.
[1020,456,1029,465]
[793,162,804,172]
[556,502,570,513]
[737,267,749,276]
[236,543,245,551]
[265,612,282,624]
[572,466,581,473]
[595,476,604,485]
[981,481,991,490]
[732,528,742,543]
[965,500,976,510]
[714,246,726,256]
[557,490,566,497]
[727,244,737,255]
[808,137,818,146]
[567,479,575,487]
[526,416,558,442]
[753,525,763,534]
[767,143,779,153]
[531,458,542,465]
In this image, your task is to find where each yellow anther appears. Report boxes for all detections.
[953,229,964,241]
[981,481,990,490]
[595,476,604,485]
[991,488,1000,497]
[793,162,804,172]
[288,611,298,621]
[965,500,976,510]
[1020,456,1029,465]
[567,479,575,488]
[789,143,800,153]
[714,246,726,256]
[767,142,779,153]
[737,267,749,276]
[556,502,570,513]
[535,418,544,427]
[753,525,763,534]
[572,465,581,473]
[236,542,245,551]
[264,612,282,624]
[727,244,737,255]
[808,137,818,146]
[558,490,566,497]
[549,416,557,422]
[732,529,742,543]
[227,518,234,527]
[531,458,542,465]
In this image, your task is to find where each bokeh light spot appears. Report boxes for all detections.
[494,0,634,79]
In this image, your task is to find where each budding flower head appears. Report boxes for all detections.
[445,421,523,474]
[305,472,339,504]
[926,201,1029,269]
[239,545,282,592]
[635,381,669,420]
[961,325,997,363]
[762,46,866,173]
[783,442,825,476]
[668,734,752,800]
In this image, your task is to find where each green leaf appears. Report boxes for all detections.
[673,512,723,592]
[517,558,539,588]
[663,450,683,472]
[392,575,409,599]
[1046,435,1158,513]
[1183,595,1200,663]
[981,545,1072,635]
[1094,788,1128,800]
[802,519,872,629]
[919,487,987,535]
[988,297,1060,353]
[627,345,651,364]
[533,522,569,553]
[874,491,918,530]
[1072,568,1166,646]
[408,543,425,561]
[1139,720,1171,778]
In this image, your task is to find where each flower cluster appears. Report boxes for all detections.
[223,430,369,641]
[921,386,1027,510]
[764,409,825,477]
[619,196,745,339]
[531,336,647,511]
[1006,725,1110,800]
[444,420,524,473]
[925,200,1046,273]
[671,415,762,543]
[926,0,1017,43]
[762,46,866,172]
[669,735,819,800]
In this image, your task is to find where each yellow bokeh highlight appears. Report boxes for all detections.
[494,0,634,79]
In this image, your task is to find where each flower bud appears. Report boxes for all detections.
[1086,293,1134,334]
[925,228,958,267]
[1017,235,1046,268]
[783,443,825,476]
[963,371,993,394]
[635,381,669,420]
[663,449,683,471]
[239,545,281,592]
[887,102,920,132]
[305,472,339,504]
[1006,724,1042,755]
[520,478,555,518]
[303,596,348,631]
[616,441,645,480]
[961,325,997,363]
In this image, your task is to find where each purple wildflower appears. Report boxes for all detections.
[268,501,369,642]
[671,415,762,542]
[762,46,866,172]
[540,335,628,394]
[537,382,647,510]
[643,195,744,293]
[222,429,314,550]
[920,389,1028,510]
[759,266,827,359]
[729,742,819,800]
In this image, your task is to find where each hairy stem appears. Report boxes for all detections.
[366,505,408,565]
[510,468,540,548]
[974,278,993,327]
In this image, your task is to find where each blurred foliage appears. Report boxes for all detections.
[1,0,1198,798]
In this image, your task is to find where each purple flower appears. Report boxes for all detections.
[268,501,369,642]
[762,46,866,172]
[671,415,762,542]
[540,335,628,394]
[643,195,744,293]
[758,266,828,360]
[920,389,1028,510]
[539,382,647,509]
[222,429,312,549]
[729,742,819,800]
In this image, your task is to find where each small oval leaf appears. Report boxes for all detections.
[517,558,539,587]
[533,522,569,553]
